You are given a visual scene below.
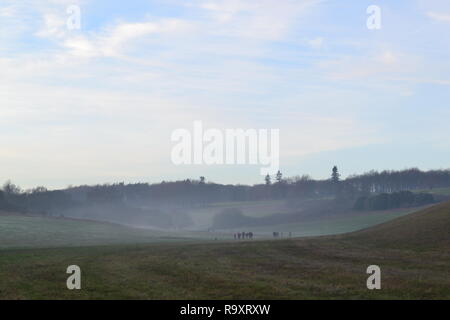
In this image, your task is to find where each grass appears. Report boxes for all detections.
[429,187,450,196]
[0,213,215,249]
[0,202,449,299]
[234,207,422,237]
[415,187,450,196]
[186,200,293,229]
[0,206,423,248]
[186,199,423,233]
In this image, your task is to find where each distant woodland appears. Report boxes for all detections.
[0,168,447,228]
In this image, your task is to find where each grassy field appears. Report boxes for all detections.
[186,199,423,234]
[0,205,423,248]
[0,202,449,299]
[186,200,293,229]
[427,187,450,196]
[415,187,450,196]
[228,207,423,237]
[0,213,214,249]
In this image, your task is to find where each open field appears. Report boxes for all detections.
[186,200,294,229]
[0,202,449,299]
[0,205,424,248]
[226,207,424,237]
[186,199,423,233]
[0,213,215,250]
[414,187,450,196]
[424,187,450,196]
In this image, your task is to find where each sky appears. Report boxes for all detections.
[1,0,450,189]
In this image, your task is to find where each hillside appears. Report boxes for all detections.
[346,201,450,248]
[0,203,449,299]
[0,212,211,249]
[0,203,426,249]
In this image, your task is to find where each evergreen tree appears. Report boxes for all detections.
[331,166,340,183]
[276,170,283,183]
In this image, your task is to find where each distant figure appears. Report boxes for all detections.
[249,232,254,240]
[238,233,241,240]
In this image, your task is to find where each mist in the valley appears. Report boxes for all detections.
[1,168,448,236]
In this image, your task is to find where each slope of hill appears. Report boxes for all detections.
[0,212,211,249]
[0,203,427,249]
[346,201,450,248]
[1,203,449,299]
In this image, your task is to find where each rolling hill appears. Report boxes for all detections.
[346,200,450,248]
[0,211,212,249]
[0,203,426,249]
[0,202,449,299]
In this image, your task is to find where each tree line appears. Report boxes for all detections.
[1,167,449,216]
[353,191,435,211]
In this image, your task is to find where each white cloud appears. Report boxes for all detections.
[377,51,398,65]
[62,19,194,58]
[193,0,320,41]
[427,11,450,23]
[307,37,324,49]
[36,13,67,38]
[320,50,418,82]
[0,5,17,17]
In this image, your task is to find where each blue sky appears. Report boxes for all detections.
[0,0,449,189]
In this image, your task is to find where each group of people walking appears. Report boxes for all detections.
[234,232,254,240]
[233,231,293,240]
[273,232,292,238]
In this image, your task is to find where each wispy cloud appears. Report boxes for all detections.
[307,37,324,49]
[192,0,320,40]
[427,11,450,23]
[62,19,194,58]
